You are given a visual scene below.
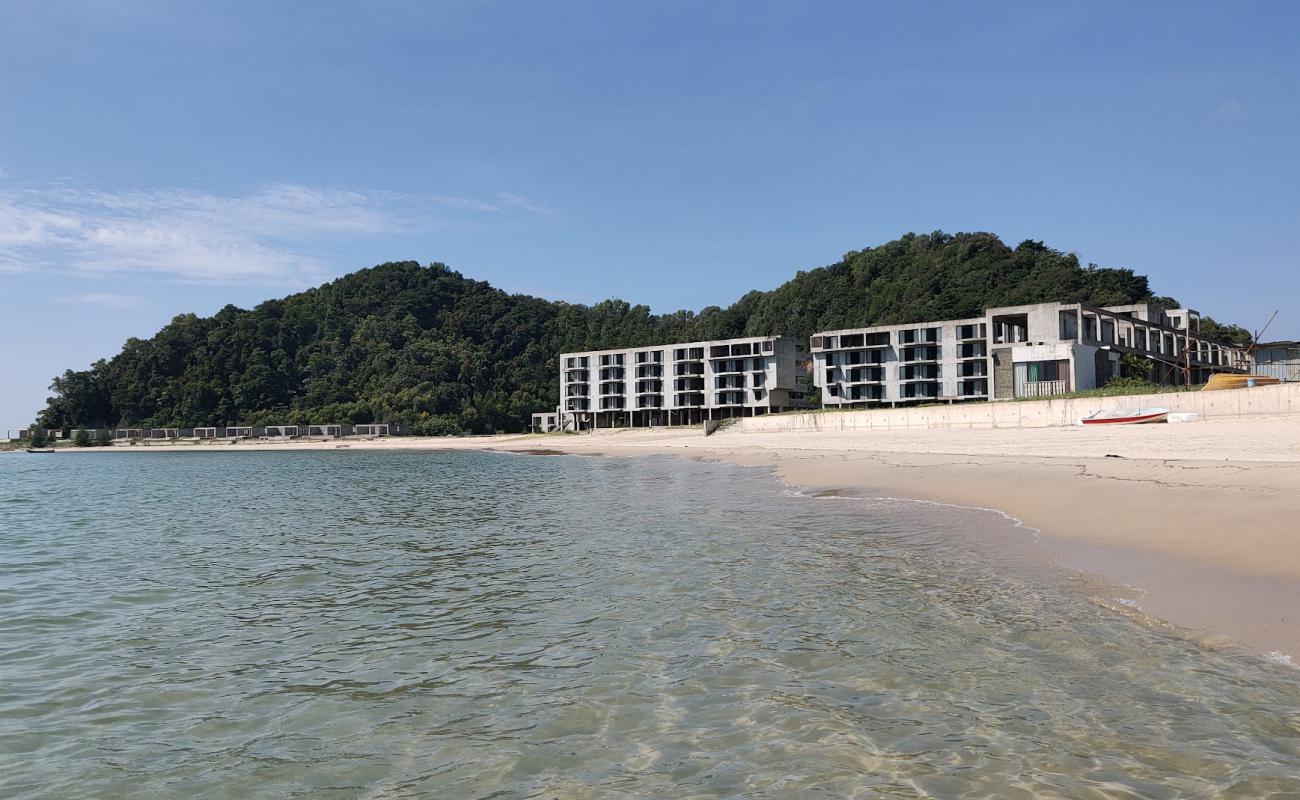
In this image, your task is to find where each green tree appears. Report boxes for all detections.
[1120,353,1154,380]
[29,428,49,448]
[1198,316,1252,348]
[73,428,92,447]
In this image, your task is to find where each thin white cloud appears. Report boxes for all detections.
[55,292,143,310]
[0,181,550,284]
[429,195,504,213]
[496,192,551,215]
[0,256,34,274]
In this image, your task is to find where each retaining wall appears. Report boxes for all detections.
[734,383,1300,433]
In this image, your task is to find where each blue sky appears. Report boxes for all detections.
[2,1,1298,425]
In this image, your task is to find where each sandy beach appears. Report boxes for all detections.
[45,414,1300,659]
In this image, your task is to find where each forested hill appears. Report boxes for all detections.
[36,231,1247,434]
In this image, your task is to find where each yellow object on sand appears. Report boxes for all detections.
[1203,374,1281,391]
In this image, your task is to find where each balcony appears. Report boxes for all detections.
[899,365,941,381]
[1018,380,1068,398]
[843,350,886,366]
[957,342,987,360]
[992,314,1030,345]
[714,390,746,406]
[838,332,891,349]
[674,392,705,408]
[899,346,941,364]
[898,328,940,345]
[564,370,590,383]
[845,367,884,384]
[844,385,885,402]
[599,382,625,396]
[957,324,986,341]
[899,383,941,400]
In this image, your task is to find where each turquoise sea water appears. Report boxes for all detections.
[1,449,1298,798]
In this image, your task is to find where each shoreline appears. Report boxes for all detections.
[21,415,1300,659]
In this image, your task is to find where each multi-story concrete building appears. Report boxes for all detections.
[559,336,813,429]
[812,302,1250,407]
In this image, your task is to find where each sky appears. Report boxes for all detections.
[2,1,1298,426]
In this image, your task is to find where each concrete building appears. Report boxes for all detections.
[558,335,813,429]
[813,302,1250,407]
[1253,342,1300,382]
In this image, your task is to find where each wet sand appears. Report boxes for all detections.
[55,415,1300,658]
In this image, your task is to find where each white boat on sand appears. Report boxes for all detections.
[1079,407,1170,426]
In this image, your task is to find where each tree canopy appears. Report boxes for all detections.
[35,231,1228,434]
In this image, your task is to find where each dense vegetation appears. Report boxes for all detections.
[35,231,1249,434]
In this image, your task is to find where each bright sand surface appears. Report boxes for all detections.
[60,415,1300,658]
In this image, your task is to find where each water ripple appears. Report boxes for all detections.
[1,450,1298,798]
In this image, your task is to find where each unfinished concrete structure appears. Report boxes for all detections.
[558,336,813,429]
[813,302,1250,407]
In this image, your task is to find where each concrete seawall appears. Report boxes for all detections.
[735,383,1300,432]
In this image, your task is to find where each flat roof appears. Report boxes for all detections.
[561,335,785,358]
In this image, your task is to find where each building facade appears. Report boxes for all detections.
[1253,342,1300,382]
[559,336,813,429]
[813,302,1250,407]
[531,411,560,433]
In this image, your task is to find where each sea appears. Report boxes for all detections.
[2,449,1298,798]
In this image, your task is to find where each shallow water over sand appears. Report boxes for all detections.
[2,450,1298,797]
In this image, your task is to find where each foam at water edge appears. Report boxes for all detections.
[1265,651,1297,668]
[776,474,1044,542]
